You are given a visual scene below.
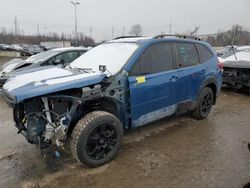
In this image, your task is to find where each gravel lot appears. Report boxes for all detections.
[0,58,250,188]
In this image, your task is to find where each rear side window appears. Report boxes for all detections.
[196,44,213,63]
[176,43,199,68]
[130,43,174,76]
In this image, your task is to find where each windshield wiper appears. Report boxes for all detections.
[76,67,94,73]
[68,65,94,73]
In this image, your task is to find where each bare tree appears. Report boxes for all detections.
[129,24,143,36]
[189,26,200,36]
[206,25,250,46]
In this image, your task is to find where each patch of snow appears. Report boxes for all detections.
[70,43,139,75]
[3,67,73,92]
[53,47,88,52]
[3,62,21,73]
[224,51,250,61]
[41,72,101,85]
[26,50,57,63]
[237,46,250,51]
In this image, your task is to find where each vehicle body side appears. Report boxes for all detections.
[2,38,222,148]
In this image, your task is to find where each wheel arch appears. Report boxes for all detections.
[99,97,128,129]
[199,77,217,105]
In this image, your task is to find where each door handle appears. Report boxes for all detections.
[170,75,178,82]
[200,69,206,74]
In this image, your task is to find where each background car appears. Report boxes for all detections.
[222,49,250,92]
[0,47,88,86]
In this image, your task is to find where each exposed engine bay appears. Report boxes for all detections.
[13,85,102,149]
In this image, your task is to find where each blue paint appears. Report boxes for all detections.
[2,36,222,130]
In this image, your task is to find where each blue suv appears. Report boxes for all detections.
[2,35,222,167]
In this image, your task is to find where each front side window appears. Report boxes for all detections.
[56,51,81,64]
[130,43,174,76]
[176,43,199,68]
[42,51,82,66]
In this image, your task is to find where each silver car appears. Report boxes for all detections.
[0,47,88,86]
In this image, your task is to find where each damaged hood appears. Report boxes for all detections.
[224,61,250,69]
[2,67,106,103]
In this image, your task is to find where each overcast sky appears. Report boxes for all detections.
[0,0,249,42]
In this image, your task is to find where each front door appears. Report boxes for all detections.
[128,42,178,128]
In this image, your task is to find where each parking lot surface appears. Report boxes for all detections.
[0,59,250,188]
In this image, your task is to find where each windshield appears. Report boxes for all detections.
[70,43,139,75]
[26,50,57,63]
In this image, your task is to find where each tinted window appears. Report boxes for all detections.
[196,44,213,63]
[42,51,81,66]
[176,43,199,68]
[131,43,174,75]
[56,51,81,63]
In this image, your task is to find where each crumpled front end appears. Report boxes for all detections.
[11,84,102,149]
[1,66,107,149]
[223,66,250,90]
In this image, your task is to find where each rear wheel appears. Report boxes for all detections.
[192,87,214,120]
[70,111,123,168]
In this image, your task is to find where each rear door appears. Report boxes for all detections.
[174,42,211,103]
[128,42,179,128]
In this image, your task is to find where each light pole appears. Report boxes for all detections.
[70,1,80,46]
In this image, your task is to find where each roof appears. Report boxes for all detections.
[109,37,153,43]
[108,35,203,44]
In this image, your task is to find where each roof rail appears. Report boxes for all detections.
[114,36,144,40]
[153,34,201,41]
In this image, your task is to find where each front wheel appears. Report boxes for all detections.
[192,87,214,120]
[70,111,123,168]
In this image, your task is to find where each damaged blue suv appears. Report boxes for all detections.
[2,35,222,167]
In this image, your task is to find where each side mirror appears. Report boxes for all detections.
[54,59,64,65]
[99,65,106,72]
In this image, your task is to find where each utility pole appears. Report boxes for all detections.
[231,25,239,60]
[169,22,172,34]
[103,32,106,41]
[89,26,93,38]
[37,25,40,36]
[122,26,126,36]
[112,26,114,39]
[14,16,17,36]
[231,25,238,46]
[70,1,80,46]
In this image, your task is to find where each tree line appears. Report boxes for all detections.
[128,24,250,47]
[205,25,250,46]
[0,28,95,46]
[0,24,249,47]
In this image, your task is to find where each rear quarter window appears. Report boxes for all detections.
[196,44,213,63]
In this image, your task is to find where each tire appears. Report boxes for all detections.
[192,87,214,120]
[70,111,123,168]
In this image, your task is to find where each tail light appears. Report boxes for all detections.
[218,62,224,70]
